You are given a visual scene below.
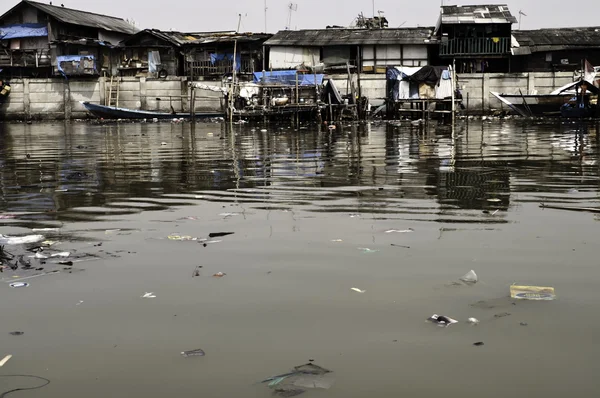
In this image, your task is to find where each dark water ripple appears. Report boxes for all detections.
[1,120,599,224]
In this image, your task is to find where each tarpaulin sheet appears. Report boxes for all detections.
[57,55,96,75]
[210,53,241,71]
[253,71,324,86]
[0,23,48,40]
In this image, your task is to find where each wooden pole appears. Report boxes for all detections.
[466,91,469,116]
[295,71,299,104]
[191,87,196,121]
[229,14,242,126]
[311,54,318,102]
[451,61,455,127]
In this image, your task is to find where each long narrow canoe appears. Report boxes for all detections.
[81,101,224,120]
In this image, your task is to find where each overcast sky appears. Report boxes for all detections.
[16,0,600,32]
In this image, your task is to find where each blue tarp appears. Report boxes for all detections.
[0,23,48,40]
[210,53,241,72]
[253,71,324,86]
[56,55,96,75]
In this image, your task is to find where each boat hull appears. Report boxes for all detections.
[81,102,223,120]
[490,93,572,116]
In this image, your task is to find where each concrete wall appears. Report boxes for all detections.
[0,76,225,120]
[330,71,576,113]
[0,72,579,120]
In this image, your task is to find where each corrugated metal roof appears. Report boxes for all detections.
[120,29,271,47]
[513,27,600,51]
[264,28,433,47]
[23,0,137,34]
[440,5,517,24]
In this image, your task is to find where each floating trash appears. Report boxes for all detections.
[31,228,60,232]
[141,292,156,298]
[0,214,16,219]
[473,342,484,347]
[168,235,197,241]
[0,355,12,367]
[459,270,478,285]
[0,234,44,245]
[9,282,30,288]
[427,314,458,327]
[467,318,480,325]
[510,285,556,301]
[50,252,70,258]
[9,331,24,336]
[181,348,205,357]
[213,272,226,278]
[358,248,378,253]
[385,228,414,233]
[331,239,343,242]
[219,212,239,217]
[29,252,48,259]
[208,232,234,238]
[351,287,366,293]
[262,362,335,397]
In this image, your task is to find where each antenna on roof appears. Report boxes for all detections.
[264,0,268,33]
[518,10,527,30]
[286,3,297,30]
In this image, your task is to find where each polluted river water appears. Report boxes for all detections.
[0,119,599,397]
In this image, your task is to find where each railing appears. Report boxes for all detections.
[0,49,51,68]
[439,37,510,57]
[188,58,254,77]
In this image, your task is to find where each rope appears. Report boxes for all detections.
[0,375,51,397]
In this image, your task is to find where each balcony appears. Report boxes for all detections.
[0,49,51,68]
[439,37,511,57]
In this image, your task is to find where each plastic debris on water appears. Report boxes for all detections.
[0,355,13,367]
[9,282,30,288]
[427,314,458,327]
[351,288,366,293]
[0,234,44,245]
[181,348,205,357]
[385,228,414,233]
[459,270,478,284]
[51,252,70,258]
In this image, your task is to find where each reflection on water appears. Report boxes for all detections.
[0,120,599,221]
[2,119,600,398]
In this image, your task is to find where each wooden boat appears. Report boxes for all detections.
[81,101,224,120]
[490,91,573,117]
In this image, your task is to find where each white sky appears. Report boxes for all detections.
[7,0,599,32]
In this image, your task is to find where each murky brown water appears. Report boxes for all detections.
[0,119,599,397]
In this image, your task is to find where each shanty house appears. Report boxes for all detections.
[117,29,192,77]
[183,32,271,78]
[432,4,517,73]
[264,28,433,74]
[0,0,137,77]
[511,28,600,72]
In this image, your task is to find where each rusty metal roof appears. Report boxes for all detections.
[3,1,138,34]
[119,29,271,47]
[440,5,517,24]
[513,27,600,52]
[264,28,433,47]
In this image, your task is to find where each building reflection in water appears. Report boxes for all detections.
[0,119,598,217]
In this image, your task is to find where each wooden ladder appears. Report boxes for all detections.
[106,76,120,107]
